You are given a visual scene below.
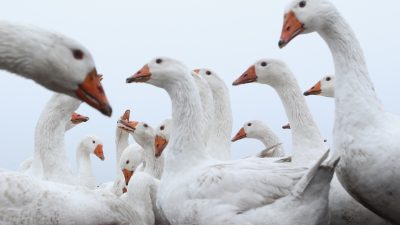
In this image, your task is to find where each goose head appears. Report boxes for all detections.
[79,135,105,161]
[233,59,292,87]
[194,68,225,91]
[116,109,131,131]
[232,120,267,142]
[154,119,171,157]
[304,75,335,97]
[278,0,336,48]
[126,57,189,89]
[70,112,89,125]
[120,145,144,192]
[119,120,159,156]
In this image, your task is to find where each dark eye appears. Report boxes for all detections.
[248,123,252,126]
[92,140,95,144]
[144,123,148,128]
[261,62,267,67]
[326,77,331,81]
[299,1,306,8]
[206,71,212,75]
[160,126,165,130]
[72,49,84,60]
[156,58,163,64]
[126,160,130,164]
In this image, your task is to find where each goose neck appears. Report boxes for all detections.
[76,147,93,177]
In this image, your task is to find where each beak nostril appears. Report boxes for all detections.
[243,74,248,77]
[286,26,291,31]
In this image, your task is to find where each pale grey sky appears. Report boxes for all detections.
[0,0,399,183]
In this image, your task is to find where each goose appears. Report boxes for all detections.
[119,143,145,194]
[279,0,400,223]
[233,59,326,164]
[18,112,89,173]
[0,171,145,224]
[118,119,164,179]
[154,119,171,158]
[0,21,112,116]
[125,57,322,225]
[194,68,232,160]
[76,135,105,189]
[232,120,285,158]
[233,58,390,225]
[304,75,335,98]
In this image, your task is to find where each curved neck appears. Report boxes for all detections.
[76,146,93,178]
[132,132,163,179]
[196,78,214,147]
[273,73,325,162]
[163,74,209,176]
[318,12,383,125]
[115,128,129,173]
[208,84,232,160]
[33,94,81,182]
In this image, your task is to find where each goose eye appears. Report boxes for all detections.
[160,126,165,130]
[144,123,148,128]
[326,77,331,81]
[72,49,84,60]
[248,123,252,126]
[299,1,306,8]
[261,62,267,67]
[126,160,130,164]
[92,140,95,144]
[206,71,212,75]
[156,58,163,64]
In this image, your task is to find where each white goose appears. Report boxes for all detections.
[304,75,335,98]
[76,135,105,189]
[232,120,286,158]
[154,119,171,158]
[125,57,331,225]
[18,112,89,173]
[195,68,232,160]
[0,21,112,116]
[279,0,400,223]
[233,58,390,225]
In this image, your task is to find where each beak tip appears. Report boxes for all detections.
[101,105,113,117]
[303,91,309,96]
[278,40,286,49]
[126,77,134,83]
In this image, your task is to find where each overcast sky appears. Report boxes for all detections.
[0,0,399,183]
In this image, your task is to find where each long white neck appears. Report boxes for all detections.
[163,74,209,177]
[273,72,325,163]
[115,128,129,174]
[76,145,96,189]
[194,77,214,149]
[132,133,164,179]
[253,128,285,157]
[318,11,383,133]
[208,84,232,160]
[33,94,81,183]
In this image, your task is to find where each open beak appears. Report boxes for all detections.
[233,65,257,86]
[118,119,138,132]
[75,68,112,117]
[279,11,305,48]
[154,135,168,157]
[121,109,130,121]
[126,64,151,83]
[122,168,134,186]
[231,128,247,142]
[304,81,322,96]
[70,112,89,124]
[94,144,105,161]
[282,123,291,129]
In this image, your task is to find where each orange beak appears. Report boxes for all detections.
[121,109,130,121]
[122,168,134,186]
[126,64,151,83]
[279,11,305,48]
[70,112,89,124]
[192,69,201,74]
[75,68,112,117]
[122,187,128,193]
[118,119,138,132]
[232,65,257,86]
[231,128,247,142]
[94,144,105,161]
[304,81,322,96]
[282,123,291,130]
[154,135,168,157]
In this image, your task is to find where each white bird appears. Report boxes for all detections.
[194,68,233,160]
[18,112,89,173]
[0,21,112,116]
[232,120,286,158]
[279,0,400,223]
[76,135,105,189]
[233,58,390,225]
[125,57,329,225]
[154,119,171,159]
[304,75,335,98]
